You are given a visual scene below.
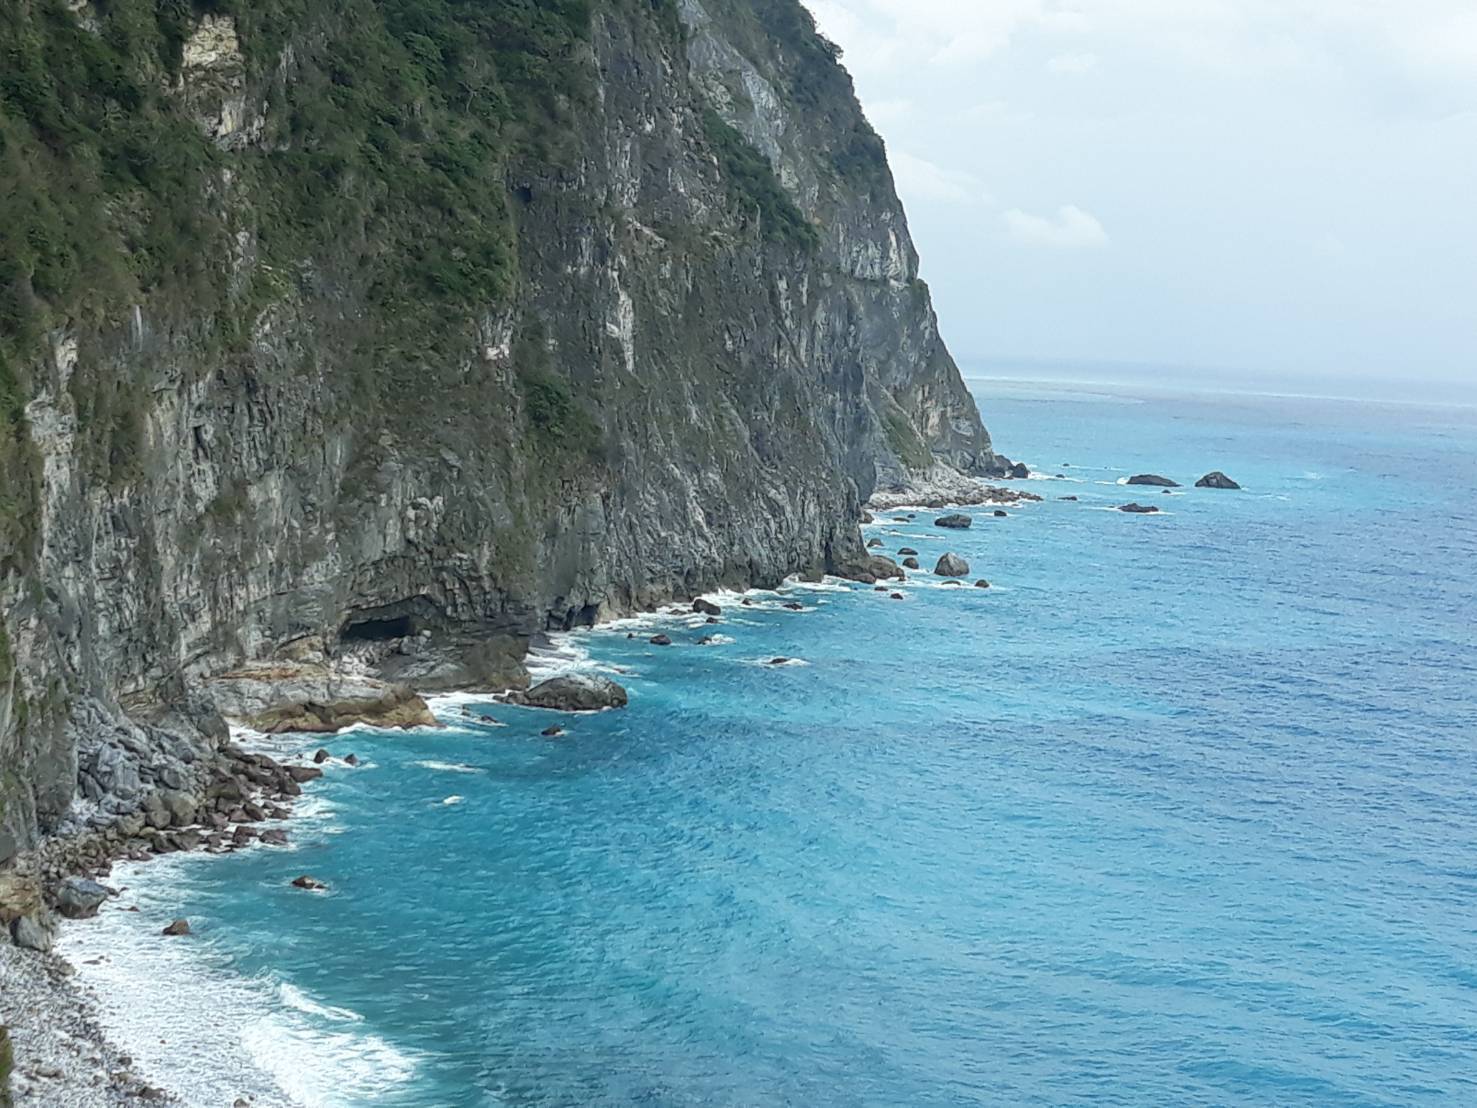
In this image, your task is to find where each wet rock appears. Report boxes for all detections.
[902,557,920,570]
[259,829,289,846]
[241,801,267,822]
[55,877,111,920]
[1060,495,1078,501]
[161,919,190,936]
[313,749,331,764]
[290,875,326,891]
[975,580,991,589]
[287,765,324,784]
[866,538,883,548]
[766,657,790,666]
[231,826,257,845]
[170,830,203,852]
[1118,502,1161,514]
[935,553,970,577]
[861,511,874,524]
[509,673,630,711]
[890,592,905,600]
[992,510,1008,518]
[692,598,722,617]
[898,547,918,556]
[1127,474,1179,487]
[650,634,673,646]
[344,754,360,767]
[1008,462,1030,479]
[934,513,972,529]
[783,602,805,611]
[541,726,565,737]
[250,686,440,734]
[1196,470,1241,489]
[11,914,55,953]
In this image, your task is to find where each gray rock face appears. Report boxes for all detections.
[1196,471,1241,489]
[509,674,630,712]
[54,877,110,920]
[935,553,970,577]
[0,0,1008,862]
[935,514,973,530]
[1127,474,1180,487]
[10,914,55,953]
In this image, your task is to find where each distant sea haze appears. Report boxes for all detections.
[62,381,1477,1106]
[963,358,1477,409]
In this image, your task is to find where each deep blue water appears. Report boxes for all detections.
[65,381,1477,1106]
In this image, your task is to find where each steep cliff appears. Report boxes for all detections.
[0,0,1010,862]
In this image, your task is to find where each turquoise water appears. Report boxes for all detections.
[67,381,1477,1106]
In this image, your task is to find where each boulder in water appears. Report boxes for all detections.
[935,553,970,577]
[1118,502,1161,514]
[510,673,630,711]
[898,547,918,556]
[1127,474,1179,487]
[1195,471,1241,489]
[162,919,191,936]
[692,598,722,617]
[649,634,673,647]
[992,510,1008,518]
[902,557,920,570]
[55,876,111,920]
[975,580,991,589]
[935,513,972,530]
[1008,462,1030,479]
[866,538,883,548]
[291,875,327,891]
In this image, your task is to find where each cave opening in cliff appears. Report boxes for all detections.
[339,614,417,642]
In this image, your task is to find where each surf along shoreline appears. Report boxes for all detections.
[1,479,1034,1106]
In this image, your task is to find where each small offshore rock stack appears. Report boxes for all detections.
[507,674,629,712]
[935,553,971,577]
[1118,503,1161,514]
[1127,474,1180,487]
[935,514,973,530]
[1196,471,1241,489]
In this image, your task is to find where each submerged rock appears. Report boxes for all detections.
[783,602,805,611]
[935,553,970,577]
[1127,474,1179,487]
[1060,496,1078,501]
[1118,503,1161,514]
[934,513,972,529]
[290,875,327,891]
[975,580,991,588]
[541,726,565,737]
[161,919,191,937]
[649,634,673,647]
[1196,470,1241,489]
[509,674,629,712]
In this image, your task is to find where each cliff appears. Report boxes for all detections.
[0,0,1010,863]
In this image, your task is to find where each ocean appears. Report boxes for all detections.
[60,378,1477,1106]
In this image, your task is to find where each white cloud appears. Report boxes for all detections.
[1047,51,1099,75]
[1003,205,1110,248]
[890,151,992,205]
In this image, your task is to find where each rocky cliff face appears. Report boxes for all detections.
[0,0,1009,863]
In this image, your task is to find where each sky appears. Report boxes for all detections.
[803,0,1477,398]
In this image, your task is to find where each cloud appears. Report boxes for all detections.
[1047,51,1099,75]
[1003,205,1110,248]
[890,151,992,205]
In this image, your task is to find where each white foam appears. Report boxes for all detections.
[441,795,465,807]
[280,983,364,1023]
[413,760,484,775]
[60,872,419,1108]
[699,634,735,646]
[745,657,811,668]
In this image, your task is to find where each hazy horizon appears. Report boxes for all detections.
[805,0,1477,400]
